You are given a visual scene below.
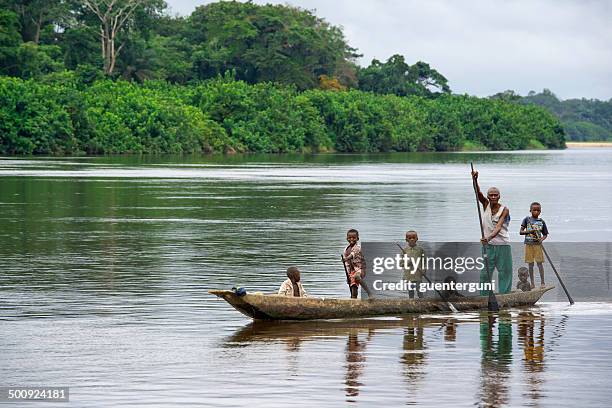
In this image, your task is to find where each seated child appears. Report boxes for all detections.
[520,202,549,288]
[516,267,532,292]
[278,266,308,297]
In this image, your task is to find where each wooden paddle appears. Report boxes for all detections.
[395,243,459,313]
[541,243,574,305]
[470,163,500,312]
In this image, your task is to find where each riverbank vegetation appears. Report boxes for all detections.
[0,0,567,154]
[490,89,612,141]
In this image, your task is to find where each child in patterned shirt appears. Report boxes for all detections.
[343,229,373,299]
[519,202,549,288]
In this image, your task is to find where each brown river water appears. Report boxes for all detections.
[1,150,611,407]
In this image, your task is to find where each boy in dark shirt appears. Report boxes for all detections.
[519,202,549,288]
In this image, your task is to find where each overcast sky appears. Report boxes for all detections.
[165,0,612,100]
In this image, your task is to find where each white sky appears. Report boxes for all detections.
[165,0,612,100]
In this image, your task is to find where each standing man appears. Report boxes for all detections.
[471,171,512,294]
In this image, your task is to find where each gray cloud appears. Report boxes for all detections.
[165,0,612,100]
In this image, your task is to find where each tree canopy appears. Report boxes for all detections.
[358,55,450,98]
[490,89,612,141]
[0,0,580,154]
[0,75,566,155]
[186,1,358,89]
[0,0,448,93]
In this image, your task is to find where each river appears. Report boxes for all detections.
[1,149,611,407]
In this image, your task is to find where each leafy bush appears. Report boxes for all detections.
[190,78,329,152]
[0,76,566,155]
[81,80,230,153]
[0,77,231,154]
[0,77,75,154]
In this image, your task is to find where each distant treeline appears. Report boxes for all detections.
[0,75,565,154]
[0,1,565,154]
[491,89,612,141]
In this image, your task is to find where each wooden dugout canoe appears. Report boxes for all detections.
[209,285,554,321]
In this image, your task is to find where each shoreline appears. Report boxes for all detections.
[566,141,612,148]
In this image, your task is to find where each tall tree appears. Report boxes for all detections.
[411,61,450,95]
[0,8,65,78]
[80,0,164,75]
[0,10,21,75]
[0,0,68,44]
[489,89,522,102]
[358,54,450,98]
[187,2,357,89]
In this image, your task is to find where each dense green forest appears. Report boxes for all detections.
[0,0,567,154]
[490,89,612,141]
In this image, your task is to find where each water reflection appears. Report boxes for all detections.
[517,311,546,403]
[225,311,562,406]
[478,312,513,407]
[444,318,458,342]
[225,318,412,344]
[2,152,609,407]
[401,318,426,374]
[401,316,427,404]
[344,328,373,400]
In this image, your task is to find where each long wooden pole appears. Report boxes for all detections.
[471,163,500,312]
[341,254,351,295]
[541,244,574,305]
[395,243,459,312]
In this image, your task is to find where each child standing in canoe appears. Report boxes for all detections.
[343,229,372,299]
[520,202,549,288]
[401,230,425,299]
